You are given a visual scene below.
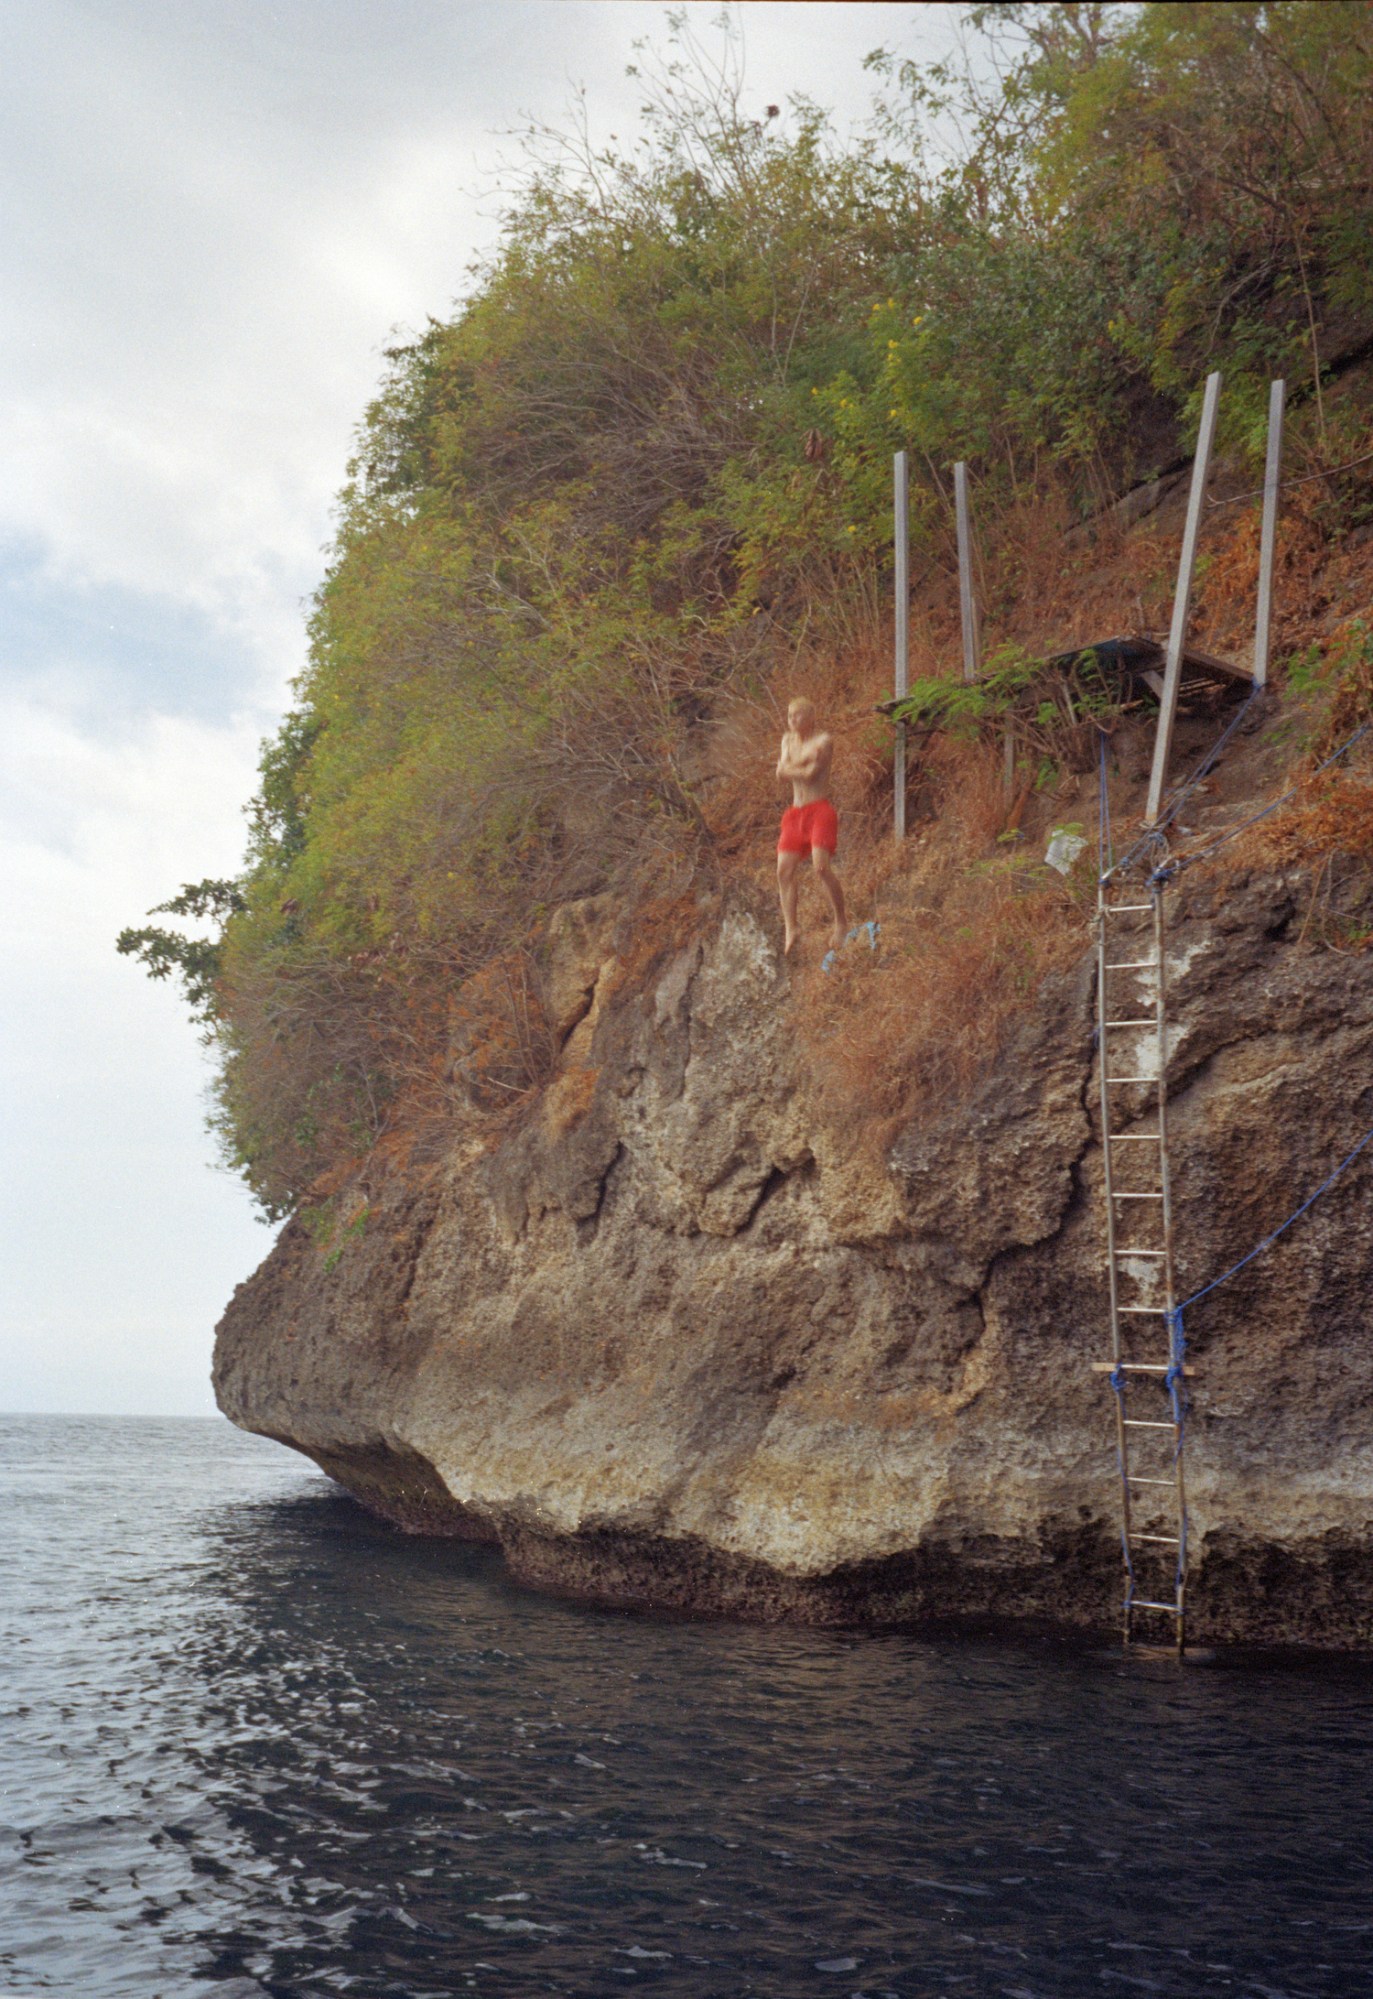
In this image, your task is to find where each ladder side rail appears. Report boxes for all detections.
[1152,885,1188,1655]
[1097,888,1135,1642]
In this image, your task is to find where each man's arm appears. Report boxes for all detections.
[777,733,830,782]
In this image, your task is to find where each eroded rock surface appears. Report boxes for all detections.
[214,871,1373,1647]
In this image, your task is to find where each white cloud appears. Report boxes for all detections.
[0,0,946,1413]
[0,2,914,666]
[0,694,265,1415]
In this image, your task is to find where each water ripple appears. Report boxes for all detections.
[2,1414,1372,1997]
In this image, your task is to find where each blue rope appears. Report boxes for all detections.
[1151,719,1371,884]
[1114,1114,1373,1616]
[1164,1306,1187,1462]
[1174,1117,1373,1319]
[1162,1307,1189,1600]
[1157,1116,1373,1600]
[1114,684,1261,878]
[1163,683,1262,830]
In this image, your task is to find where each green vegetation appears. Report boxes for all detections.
[890,640,1123,746]
[116,880,247,1022]
[123,3,1373,1218]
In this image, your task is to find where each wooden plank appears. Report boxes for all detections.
[1145,370,1222,824]
[894,450,909,839]
[1253,379,1285,689]
[1176,644,1253,684]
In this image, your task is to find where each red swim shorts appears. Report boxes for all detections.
[778,798,840,857]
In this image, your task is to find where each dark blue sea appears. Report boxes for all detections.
[2,1414,1371,1998]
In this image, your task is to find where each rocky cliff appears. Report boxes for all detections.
[214,863,1373,1649]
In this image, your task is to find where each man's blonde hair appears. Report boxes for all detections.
[787,696,816,728]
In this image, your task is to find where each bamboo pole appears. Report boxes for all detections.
[1253,378,1285,690]
[894,451,910,839]
[1145,371,1222,825]
[954,461,979,683]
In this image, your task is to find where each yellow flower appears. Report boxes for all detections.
[912,315,923,327]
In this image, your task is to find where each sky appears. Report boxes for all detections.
[0,0,957,1417]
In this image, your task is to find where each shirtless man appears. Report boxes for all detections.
[776,697,847,956]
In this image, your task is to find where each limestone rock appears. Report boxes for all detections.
[544,893,618,1044]
[214,869,1373,1649]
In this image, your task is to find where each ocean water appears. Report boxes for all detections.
[2,1415,1371,1999]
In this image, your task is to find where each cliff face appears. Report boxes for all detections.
[214,866,1373,1648]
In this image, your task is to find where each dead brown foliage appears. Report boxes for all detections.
[448,949,558,1111]
[792,764,1087,1146]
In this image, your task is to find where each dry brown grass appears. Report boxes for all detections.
[791,755,1088,1147]
[681,557,1103,1155]
[1236,769,1373,870]
[811,922,1082,1124]
[603,891,704,995]
[448,949,557,1111]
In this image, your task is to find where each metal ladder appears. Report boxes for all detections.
[1094,875,1190,1653]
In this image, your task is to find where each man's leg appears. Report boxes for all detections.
[777,848,802,956]
[811,846,847,949]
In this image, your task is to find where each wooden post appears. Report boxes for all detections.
[1145,370,1222,825]
[894,451,910,839]
[1253,378,1285,689]
[954,460,979,682]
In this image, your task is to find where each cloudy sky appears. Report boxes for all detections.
[0,0,952,1417]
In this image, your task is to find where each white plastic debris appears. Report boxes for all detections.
[1044,827,1088,875]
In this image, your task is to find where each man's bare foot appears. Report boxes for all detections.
[829,924,846,952]
[783,928,798,958]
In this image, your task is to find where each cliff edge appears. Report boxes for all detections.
[214,861,1373,1649]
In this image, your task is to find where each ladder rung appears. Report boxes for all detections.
[1132,1599,1182,1614]
[1105,903,1153,913]
[1113,1248,1166,1257]
[1105,960,1157,969]
[1118,1306,1169,1315]
[1105,1076,1160,1085]
[1109,1133,1162,1142]
[1124,1419,1176,1429]
[1104,1018,1156,1027]
[1110,1191,1163,1200]
[1132,1533,1182,1545]
[1092,1362,1193,1375]
[1127,1476,1176,1486]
